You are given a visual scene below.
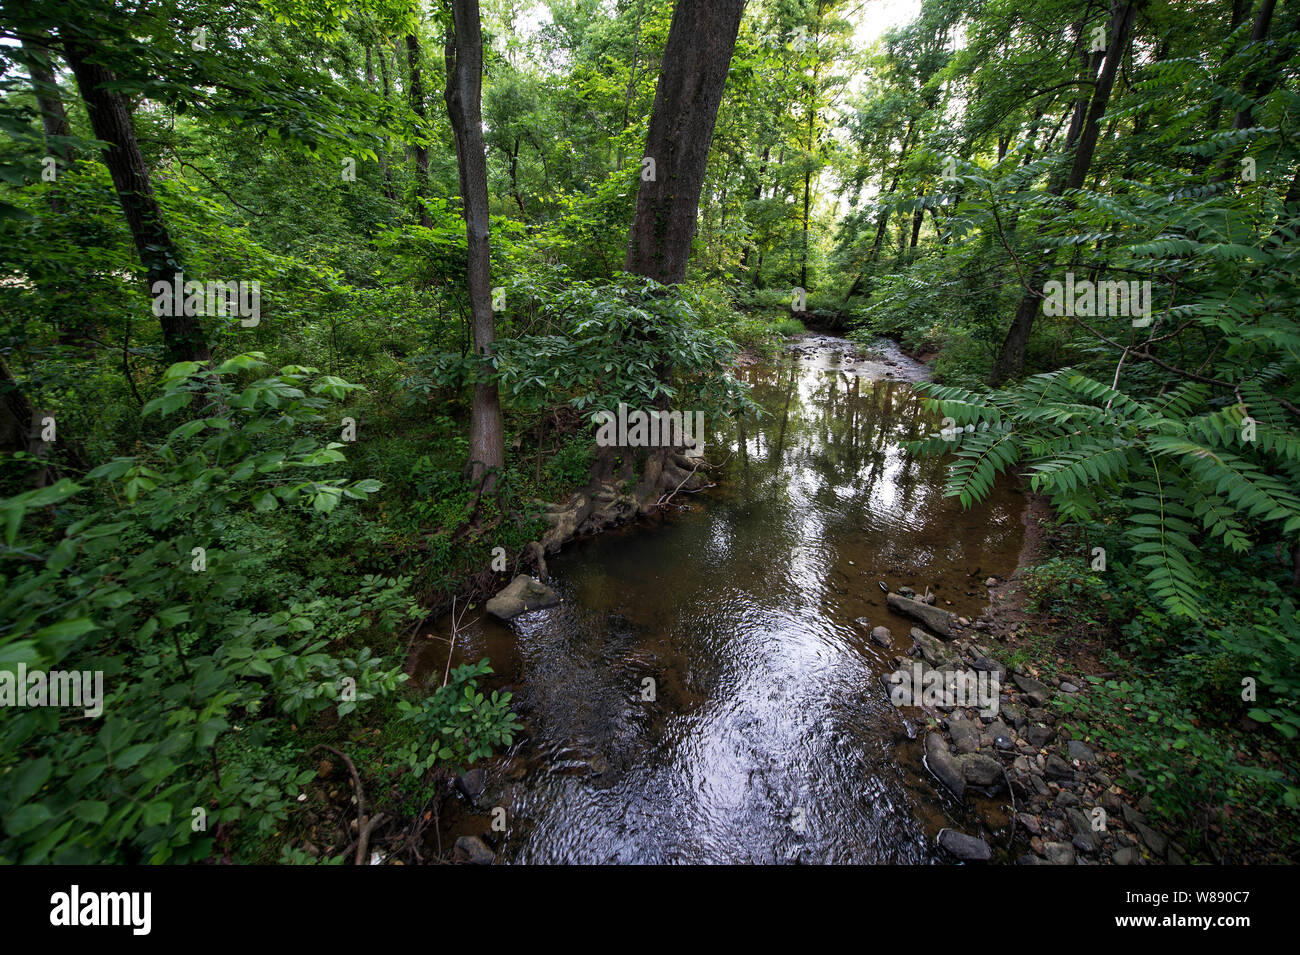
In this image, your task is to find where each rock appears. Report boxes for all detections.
[454,768,486,802]
[949,718,980,754]
[1045,754,1074,781]
[485,574,560,619]
[1066,740,1095,763]
[887,593,958,638]
[971,656,1006,680]
[985,719,1014,742]
[961,753,1004,789]
[1060,681,1080,693]
[1042,841,1076,865]
[1121,802,1146,829]
[1016,812,1042,836]
[985,577,998,587]
[925,732,966,800]
[1029,774,1049,796]
[994,735,1015,752]
[854,617,871,629]
[937,828,992,862]
[1012,672,1051,706]
[1026,724,1055,749]
[870,626,893,648]
[1134,821,1168,857]
[898,586,916,598]
[910,629,958,668]
[454,835,495,865]
[1112,846,1139,865]
[1066,808,1098,851]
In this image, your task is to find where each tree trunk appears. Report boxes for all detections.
[366,44,397,202]
[407,32,433,227]
[19,33,73,165]
[623,0,747,284]
[64,42,208,364]
[990,0,1139,385]
[444,0,504,491]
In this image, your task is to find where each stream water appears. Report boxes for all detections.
[414,334,1026,863]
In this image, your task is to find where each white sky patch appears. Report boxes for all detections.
[853,0,924,46]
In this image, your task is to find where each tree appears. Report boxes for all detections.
[62,38,210,364]
[623,0,747,284]
[444,0,504,491]
[989,0,1141,384]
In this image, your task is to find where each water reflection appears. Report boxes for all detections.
[418,338,1024,864]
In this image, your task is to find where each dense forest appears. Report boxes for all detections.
[1,0,1297,866]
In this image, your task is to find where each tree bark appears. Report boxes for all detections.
[366,44,397,202]
[623,0,747,284]
[63,41,209,364]
[407,32,433,227]
[19,33,73,166]
[444,0,504,491]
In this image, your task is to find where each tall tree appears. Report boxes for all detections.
[989,0,1140,384]
[624,0,747,284]
[444,0,504,491]
[62,40,210,364]
[407,29,434,227]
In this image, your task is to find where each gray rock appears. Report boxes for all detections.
[949,718,981,754]
[1113,846,1139,865]
[962,753,1004,789]
[1060,681,1080,693]
[1045,754,1074,781]
[925,732,966,800]
[985,719,1014,742]
[1013,673,1051,706]
[887,592,958,638]
[1066,740,1095,763]
[1026,724,1055,749]
[1135,821,1168,857]
[937,828,992,862]
[910,629,958,668]
[454,835,495,865]
[1016,812,1042,836]
[1066,808,1098,851]
[870,625,893,648]
[1121,802,1146,829]
[1042,841,1076,865]
[485,574,560,619]
[454,768,486,801]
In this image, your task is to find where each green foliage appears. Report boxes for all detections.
[0,359,408,863]
[911,369,1300,620]
[396,659,523,774]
